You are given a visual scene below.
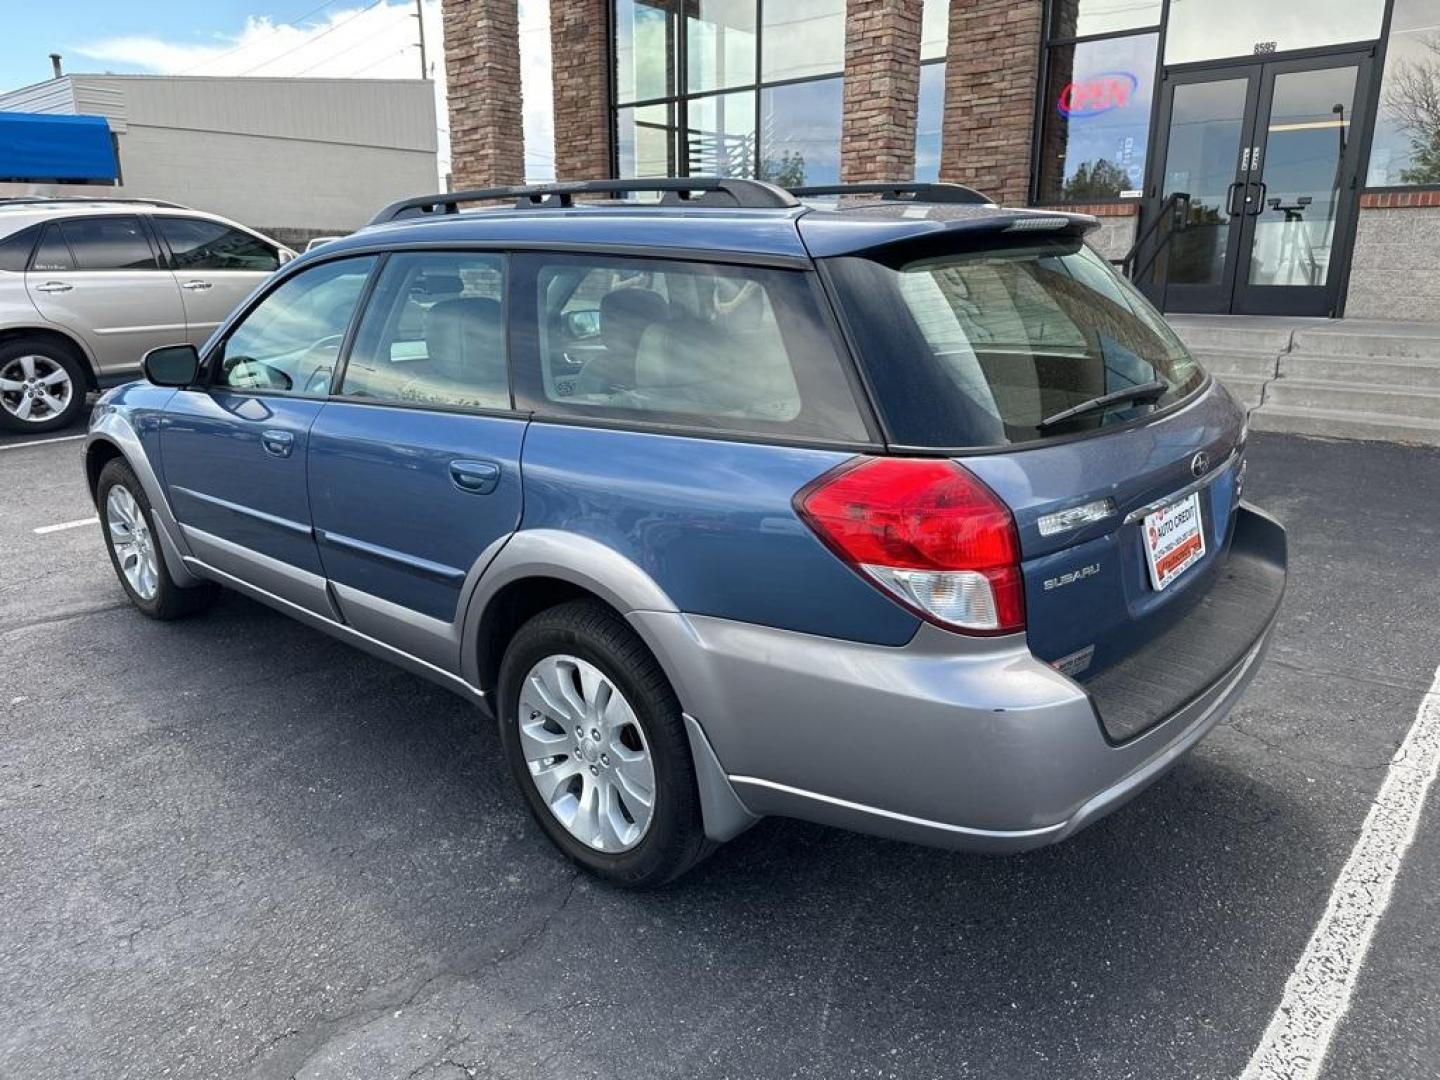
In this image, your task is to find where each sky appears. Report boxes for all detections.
[0,0,558,183]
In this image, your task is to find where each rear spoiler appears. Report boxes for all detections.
[798,208,1100,259]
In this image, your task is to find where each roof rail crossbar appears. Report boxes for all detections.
[789,182,994,206]
[370,177,799,224]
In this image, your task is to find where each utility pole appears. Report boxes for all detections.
[414,0,428,81]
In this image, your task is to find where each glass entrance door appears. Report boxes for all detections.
[1148,51,1372,316]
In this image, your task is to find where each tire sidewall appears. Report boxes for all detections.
[0,340,86,433]
[97,460,169,617]
[497,606,698,885]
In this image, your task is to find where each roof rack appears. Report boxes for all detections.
[370,177,799,225]
[789,182,994,205]
[0,196,191,210]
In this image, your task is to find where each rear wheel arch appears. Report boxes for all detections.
[475,576,611,698]
[0,326,97,389]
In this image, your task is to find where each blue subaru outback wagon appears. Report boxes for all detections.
[85,179,1286,886]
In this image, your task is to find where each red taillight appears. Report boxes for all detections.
[795,456,1025,635]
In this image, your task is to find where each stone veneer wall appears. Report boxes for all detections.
[840,0,924,183]
[1344,192,1440,321]
[442,0,524,189]
[550,0,613,181]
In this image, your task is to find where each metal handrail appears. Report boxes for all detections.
[1116,192,1190,284]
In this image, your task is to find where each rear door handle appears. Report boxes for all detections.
[181,280,213,291]
[450,460,500,494]
[260,429,295,458]
[34,281,73,293]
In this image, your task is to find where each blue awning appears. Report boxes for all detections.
[0,112,118,183]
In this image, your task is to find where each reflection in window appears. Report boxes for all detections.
[686,91,756,176]
[759,78,843,187]
[617,103,676,178]
[1368,0,1440,187]
[1164,0,1384,65]
[915,63,945,182]
[921,0,949,61]
[760,0,845,83]
[1037,34,1157,202]
[687,0,756,93]
[615,0,676,104]
[1048,0,1161,40]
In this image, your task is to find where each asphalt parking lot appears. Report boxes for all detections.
[3,417,1440,1080]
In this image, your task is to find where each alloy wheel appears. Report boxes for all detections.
[517,654,657,853]
[0,354,72,424]
[106,485,160,601]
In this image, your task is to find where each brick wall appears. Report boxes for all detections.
[1345,199,1440,320]
[443,0,524,189]
[550,0,613,181]
[840,0,923,183]
[939,0,1044,205]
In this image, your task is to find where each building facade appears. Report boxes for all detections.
[0,75,439,246]
[444,0,1440,320]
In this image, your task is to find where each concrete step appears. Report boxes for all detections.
[1168,320,1295,355]
[1249,403,1440,447]
[1280,353,1440,393]
[1264,379,1440,421]
[1214,372,1267,410]
[1290,328,1440,360]
[1190,348,1281,379]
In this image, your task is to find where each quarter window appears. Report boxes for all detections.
[57,216,158,271]
[341,252,509,411]
[516,254,867,442]
[31,226,74,272]
[156,217,279,272]
[215,256,376,397]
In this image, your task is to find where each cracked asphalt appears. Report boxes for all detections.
[3,423,1439,1080]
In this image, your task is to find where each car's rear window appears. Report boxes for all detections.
[826,237,1205,448]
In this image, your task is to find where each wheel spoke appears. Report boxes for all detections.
[524,671,573,723]
[18,355,34,379]
[530,757,580,805]
[611,751,655,809]
[14,396,32,420]
[552,661,590,720]
[598,783,634,850]
[0,378,21,391]
[569,777,602,847]
[518,716,570,764]
[40,368,69,387]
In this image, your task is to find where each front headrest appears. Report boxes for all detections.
[425,296,503,380]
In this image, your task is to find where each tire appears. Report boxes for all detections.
[0,338,88,434]
[97,458,219,620]
[497,599,714,887]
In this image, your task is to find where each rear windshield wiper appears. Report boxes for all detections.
[1036,379,1169,431]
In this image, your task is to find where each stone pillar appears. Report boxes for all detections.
[443,0,525,189]
[841,0,924,183]
[550,0,614,181]
[938,0,1044,205]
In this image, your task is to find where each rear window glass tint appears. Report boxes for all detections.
[58,216,157,271]
[0,225,40,272]
[827,239,1204,447]
[31,225,73,272]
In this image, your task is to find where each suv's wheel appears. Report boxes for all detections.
[0,339,87,433]
[497,599,713,887]
[97,458,219,620]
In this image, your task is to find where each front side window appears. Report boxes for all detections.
[827,237,1204,448]
[341,252,508,412]
[214,256,376,396]
[156,217,279,272]
[57,216,157,271]
[516,254,867,442]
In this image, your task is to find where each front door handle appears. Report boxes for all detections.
[181,280,214,291]
[260,429,295,458]
[34,281,73,293]
[450,459,500,495]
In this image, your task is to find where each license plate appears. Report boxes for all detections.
[1142,491,1206,591]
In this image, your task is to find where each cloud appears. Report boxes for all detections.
[71,1,560,183]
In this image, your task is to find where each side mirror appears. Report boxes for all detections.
[277,248,296,265]
[142,344,201,387]
[564,308,602,339]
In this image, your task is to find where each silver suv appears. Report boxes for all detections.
[0,198,294,433]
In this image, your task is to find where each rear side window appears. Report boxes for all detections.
[156,216,279,272]
[31,225,74,272]
[513,253,868,442]
[341,251,508,412]
[58,216,157,270]
[827,238,1205,448]
[0,225,40,272]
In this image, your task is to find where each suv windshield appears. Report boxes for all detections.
[827,237,1205,448]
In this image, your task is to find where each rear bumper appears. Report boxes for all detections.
[635,503,1286,852]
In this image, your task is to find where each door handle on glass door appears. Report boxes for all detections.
[449,460,500,495]
[34,281,73,293]
[181,280,213,291]
[1248,182,1267,215]
[1226,181,1245,217]
[260,430,295,458]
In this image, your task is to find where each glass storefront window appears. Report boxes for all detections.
[1368,0,1440,187]
[615,0,676,104]
[759,78,843,186]
[921,0,949,62]
[617,102,676,177]
[760,0,846,83]
[1048,0,1161,41]
[1037,33,1158,202]
[686,0,757,94]
[1164,0,1385,66]
[915,63,945,182]
[686,91,757,176]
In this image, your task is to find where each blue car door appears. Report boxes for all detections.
[161,255,378,614]
[306,252,525,670]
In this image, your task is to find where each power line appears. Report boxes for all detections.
[292,8,413,76]
[238,0,391,76]
[177,0,342,74]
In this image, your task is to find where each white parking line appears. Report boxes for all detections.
[0,433,86,452]
[33,517,98,535]
[1241,662,1440,1080]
